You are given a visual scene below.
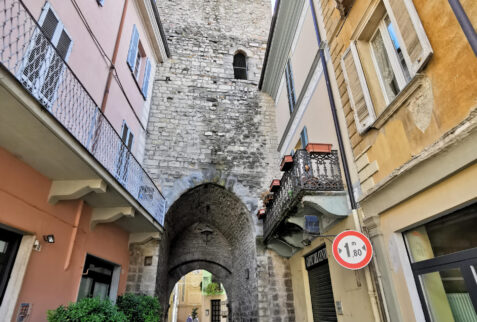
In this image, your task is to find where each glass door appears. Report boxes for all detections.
[404,202,477,322]
[412,251,477,322]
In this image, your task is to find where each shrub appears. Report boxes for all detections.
[47,297,127,322]
[116,293,161,322]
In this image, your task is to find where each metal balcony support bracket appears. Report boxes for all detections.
[128,232,162,245]
[48,179,107,204]
[91,207,135,230]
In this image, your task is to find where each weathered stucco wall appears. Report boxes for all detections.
[317,0,477,194]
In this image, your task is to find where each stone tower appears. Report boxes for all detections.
[136,0,296,320]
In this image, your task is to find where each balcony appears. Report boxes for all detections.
[262,149,350,256]
[0,0,165,227]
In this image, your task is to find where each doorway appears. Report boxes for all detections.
[404,202,477,321]
[0,227,21,305]
[211,300,221,322]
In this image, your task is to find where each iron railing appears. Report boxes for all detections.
[0,0,166,225]
[264,150,344,239]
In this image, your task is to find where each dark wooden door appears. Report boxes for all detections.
[211,299,221,322]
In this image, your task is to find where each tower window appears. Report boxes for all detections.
[233,52,247,80]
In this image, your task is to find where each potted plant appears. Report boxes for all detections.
[305,143,332,153]
[269,179,280,192]
[256,209,266,220]
[280,155,294,171]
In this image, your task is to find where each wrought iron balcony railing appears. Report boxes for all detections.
[263,150,344,239]
[0,0,166,225]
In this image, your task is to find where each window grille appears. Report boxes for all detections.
[233,52,247,80]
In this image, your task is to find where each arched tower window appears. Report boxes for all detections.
[233,52,247,80]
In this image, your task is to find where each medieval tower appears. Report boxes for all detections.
[128,0,296,320]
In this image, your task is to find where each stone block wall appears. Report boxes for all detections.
[137,0,296,320]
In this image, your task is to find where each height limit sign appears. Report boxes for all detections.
[332,230,373,270]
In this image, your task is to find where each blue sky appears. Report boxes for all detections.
[271,0,276,12]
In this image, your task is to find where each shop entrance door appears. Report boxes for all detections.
[0,227,22,304]
[211,299,221,322]
[305,246,338,322]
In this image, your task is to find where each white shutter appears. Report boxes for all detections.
[341,42,376,133]
[382,0,433,75]
[127,25,140,70]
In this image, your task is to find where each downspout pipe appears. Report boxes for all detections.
[308,0,356,210]
[101,0,129,112]
[309,2,384,321]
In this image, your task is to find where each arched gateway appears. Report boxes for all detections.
[159,183,257,320]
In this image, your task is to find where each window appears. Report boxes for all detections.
[127,25,152,98]
[404,203,477,321]
[78,255,116,300]
[0,228,22,305]
[370,15,411,104]
[233,52,247,80]
[20,3,72,107]
[116,121,134,184]
[97,0,105,6]
[340,0,433,133]
[285,59,296,114]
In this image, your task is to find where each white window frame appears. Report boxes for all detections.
[18,3,73,108]
[369,15,409,105]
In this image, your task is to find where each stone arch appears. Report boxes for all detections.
[157,183,259,321]
[161,170,260,219]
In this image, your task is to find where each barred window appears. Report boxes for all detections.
[233,52,247,80]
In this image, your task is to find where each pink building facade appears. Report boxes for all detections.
[0,0,168,320]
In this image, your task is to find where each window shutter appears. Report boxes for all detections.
[142,58,151,98]
[127,25,140,70]
[340,42,376,133]
[382,0,433,75]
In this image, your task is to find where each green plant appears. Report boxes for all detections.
[204,282,222,295]
[116,293,161,322]
[191,307,198,319]
[47,297,127,322]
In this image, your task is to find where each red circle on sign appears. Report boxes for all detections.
[332,230,373,270]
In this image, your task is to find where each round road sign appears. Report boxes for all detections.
[332,230,373,270]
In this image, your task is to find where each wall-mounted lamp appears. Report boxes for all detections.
[43,235,55,243]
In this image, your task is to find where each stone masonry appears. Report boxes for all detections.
[137,0,295,320]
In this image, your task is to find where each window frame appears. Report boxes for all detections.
[369,15,409,105]
[233,52,248,80]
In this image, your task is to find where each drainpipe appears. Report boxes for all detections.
[308,1,384,321]
[64,200,84,271]
[101,0,129,112]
